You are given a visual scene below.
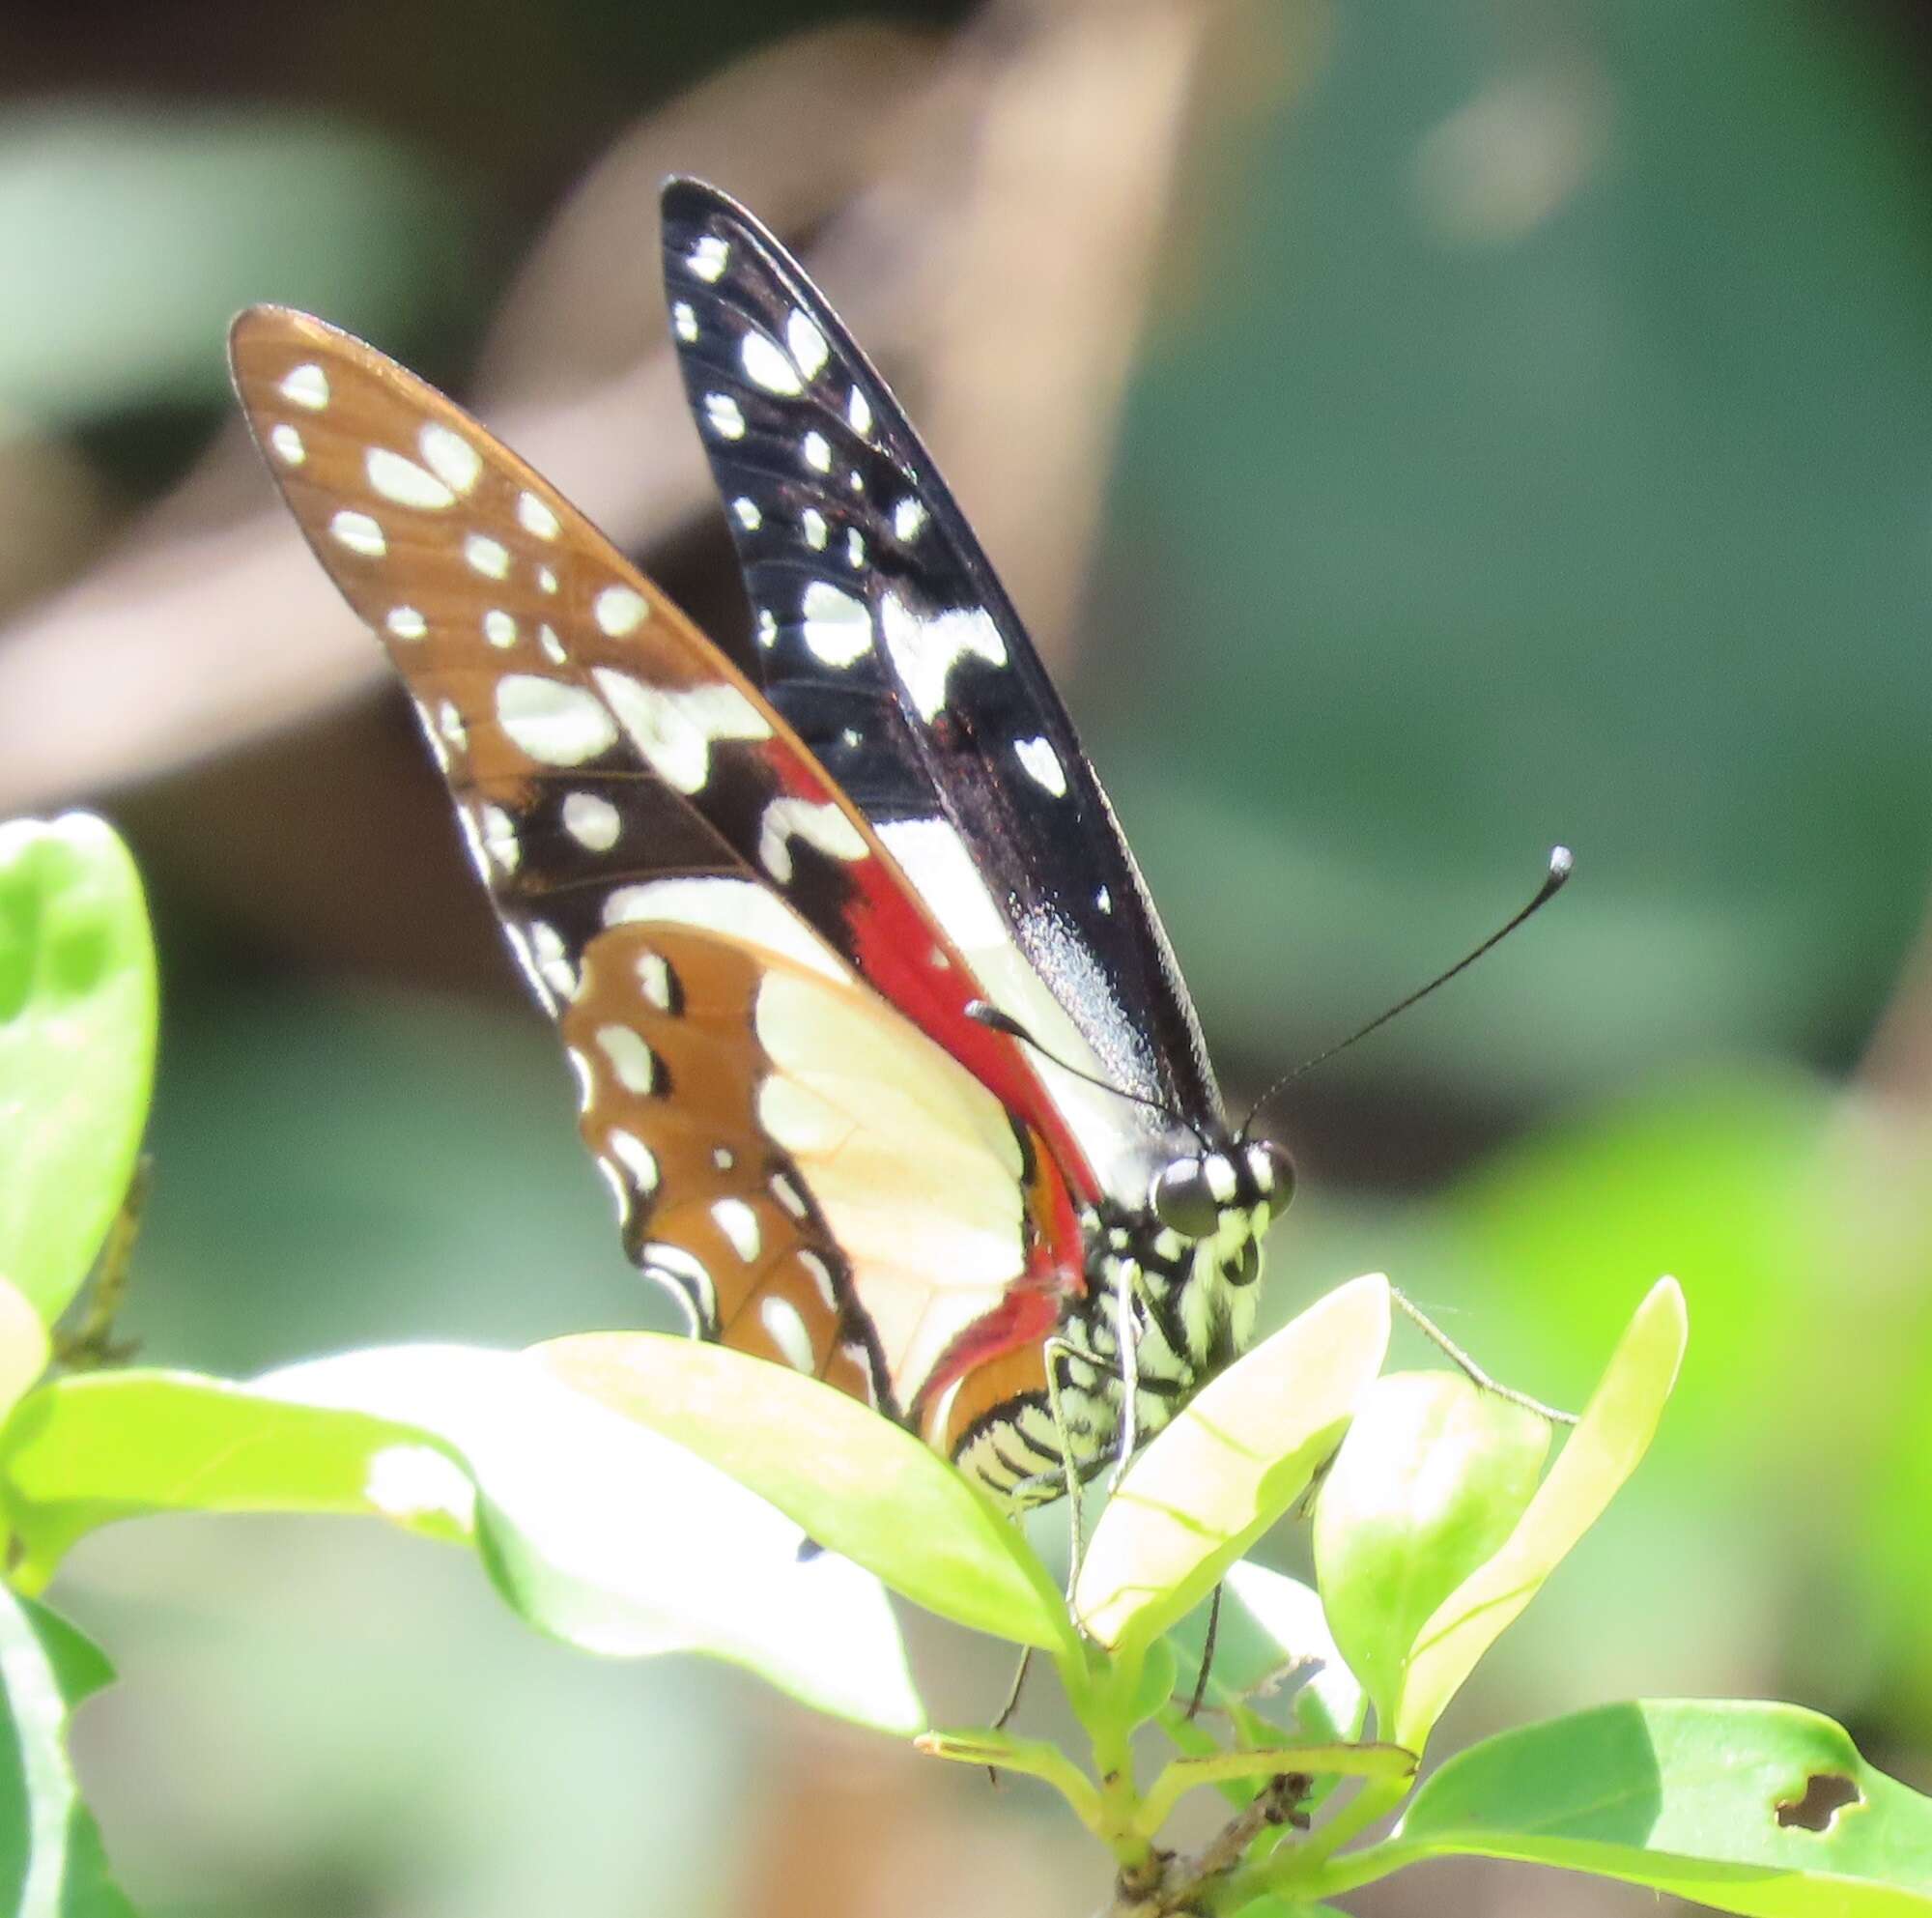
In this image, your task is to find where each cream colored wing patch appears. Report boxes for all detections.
[563,915,1029,1419]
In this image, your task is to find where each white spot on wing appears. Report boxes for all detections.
[419,424,482,496]
[760,1296,816,1372]
[496,674,618,766]
[800,508,828,550]
[518,492,560,540]
[385,606,427,641]
[786,309,829,380]
[366,447,455,511]
[593,585,649,637]
[538,624,567,665]
[269,422,305,464]
[1015,735,1067,796]
[732,498,762,530]
[687,235,729,282]
[880,592,1007,721]
[562,790,621,851]
[712,1197,762,1263]
[758,798,868,883]
[479,802,519,873]
[528,920,577,999]
[893,498,926,542]
[636,951,673,1009]
[465,533,510,579]
[608,1128,659,1193]
[671,301,697,342]
[279,363,328,410]
[799,580,872,667]
[704,393,746,440]
[802,431,831,473]
[595,1023,656,1094]
[483,609,518,648]
[847,387,872,437]
[644,1242,716,1327]
[742,331,803,396]
[329,510,384,558]
[797,1248,838,1310]
[591,671,772,794]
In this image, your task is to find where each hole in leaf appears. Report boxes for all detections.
[1775,1771,1861,1831]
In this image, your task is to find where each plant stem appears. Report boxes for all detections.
[1136,1743,1412,1837]
[914,1729,1105,1833]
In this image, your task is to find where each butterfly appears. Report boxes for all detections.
[228,177,1293,1510]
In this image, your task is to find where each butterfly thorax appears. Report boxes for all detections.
[949,1136,1293,1508]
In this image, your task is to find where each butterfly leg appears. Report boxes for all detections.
[1390,1287,1577,1426]
[1183,1582,1224,1720]
[991,1646,1035,1733]
[1039,1334,1088,1594]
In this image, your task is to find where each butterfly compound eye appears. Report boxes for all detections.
[1151,1159,1221,1239]
[1247,1140,1295,1213]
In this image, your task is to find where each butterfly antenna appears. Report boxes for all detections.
[966,1003,1208,1150]
[1237,844,1574,1138]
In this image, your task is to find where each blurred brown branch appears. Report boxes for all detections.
[0,0,1238,839]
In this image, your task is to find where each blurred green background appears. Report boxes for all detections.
[5,1,1932,1912]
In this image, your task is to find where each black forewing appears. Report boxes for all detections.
[658,177,1222,1158]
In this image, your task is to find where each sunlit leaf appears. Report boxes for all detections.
[0,1586,135,1914]
[1391,1700,1932,1915]
[1392,1279,1687,1750]
[268,1345,926,1734]
[0,1350,925,1735]
[0,1369,473,1586]
[0,815,156,1326]
[536,1333,1073,1656]
[1075,1275,1391,1652]
[1313,1371,1548,1738]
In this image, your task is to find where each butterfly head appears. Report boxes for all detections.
[1148,1137,1294,1284]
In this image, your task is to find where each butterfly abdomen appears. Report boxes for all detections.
[941,1197,1269,1509]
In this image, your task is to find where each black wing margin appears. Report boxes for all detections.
[658,177,1221,1174]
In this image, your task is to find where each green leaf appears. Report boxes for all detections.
[0,815,156,1326]
[1075,1274,1391,1652]
[0,1351,924,1736]
[1390,1700,1932,1914]
[1312,1371,1548,1740]
[0,1369,474,1584]
[268,1345,928,1734]
[0,1585,136,1915]
[536,1333,1073,1656]
[1392,1278,1686,1751]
